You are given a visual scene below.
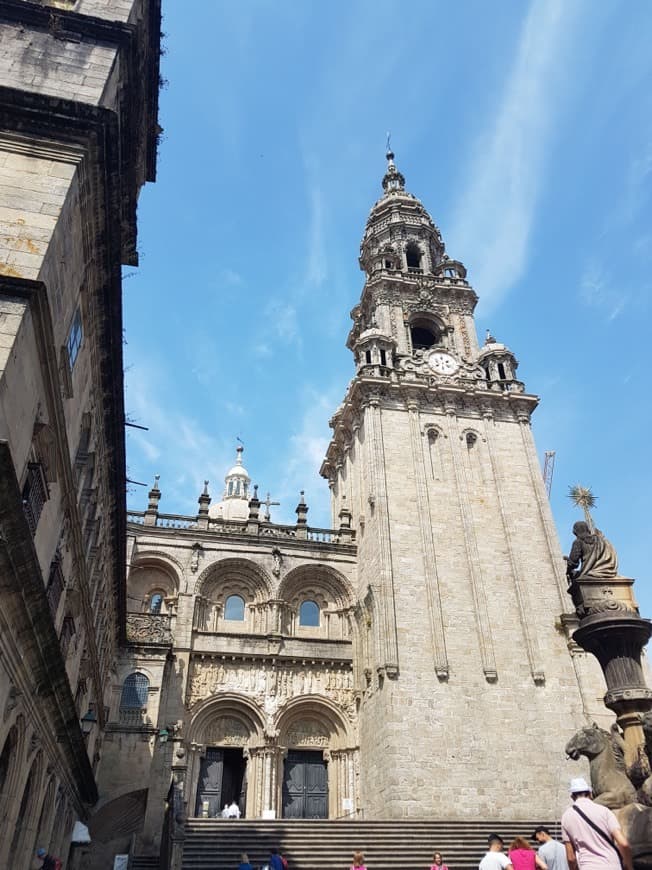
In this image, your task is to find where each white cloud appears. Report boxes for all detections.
[125,362,232,513]
[261,299,300,347]
[275,386,337,528]
[579,263,627,321]
[219,268,245,287]
[448,0,584,309]
[305,184,327,288]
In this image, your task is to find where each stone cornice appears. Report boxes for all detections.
[360,273,479,311]
[320,374,539,478]
[0,0,161,183]
[0,440,98,809]
[126,520,358,558]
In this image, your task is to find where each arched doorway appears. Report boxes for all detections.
[282,747,328,819]
[188,698,265,820]
[277,698,357,820]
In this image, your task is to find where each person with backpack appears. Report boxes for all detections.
[36,848,62,870]
[269,848,284,870]
[561,778,632,870]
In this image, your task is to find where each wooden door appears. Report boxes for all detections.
[194,748,224,817]
[282,750,328,819]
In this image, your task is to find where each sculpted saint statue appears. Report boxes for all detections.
[566,521,620,582]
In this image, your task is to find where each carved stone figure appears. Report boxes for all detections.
[566,522,619,582]
[565,724,636,809]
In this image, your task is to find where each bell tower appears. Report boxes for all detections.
[321,151,606,819]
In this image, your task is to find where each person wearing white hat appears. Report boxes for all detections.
[560,777,632,870]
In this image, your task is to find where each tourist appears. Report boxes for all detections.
[36,848,62,870]
[269,847,284,870]
[227,799,241,818]
[509,836,547,870]
[221,802,230,818]
[479,834,514,870]
[533,825,569,870]
[351,851,368,869]
[430,852,449,870]
[238,853,254,870]
[561,777,632,870]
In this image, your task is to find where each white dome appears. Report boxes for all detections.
[207,444,251,521]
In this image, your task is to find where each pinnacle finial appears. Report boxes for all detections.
[386,131,394,163]
[382,136,405,194]
[202,480,209,495]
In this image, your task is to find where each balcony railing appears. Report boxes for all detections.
[118,707,150,727]
[126,510,355,545]
[126,613,172,645]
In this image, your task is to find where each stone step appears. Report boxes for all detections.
[181,820,560,870]
[130,859,161,870]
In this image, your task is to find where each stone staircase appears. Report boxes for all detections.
[181,819,561,870]
[130,857,161,870]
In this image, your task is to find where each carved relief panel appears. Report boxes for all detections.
[187,659,356,722]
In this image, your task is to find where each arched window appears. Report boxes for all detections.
[0,726,16,806]
[224,594,245,621]
[466,431,477,448]
[410,319,441,351]
[120,673,149,709]
[148,592,163,614]
[406,243,422,270]
[299,599,320,627]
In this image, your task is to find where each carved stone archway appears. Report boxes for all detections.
[187,695,265,819]
[275,696,358,819]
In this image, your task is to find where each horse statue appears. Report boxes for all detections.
[565,724,637,809]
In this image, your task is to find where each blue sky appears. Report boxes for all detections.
[125,0,652,615]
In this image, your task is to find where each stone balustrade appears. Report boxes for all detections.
[126,511,355,546]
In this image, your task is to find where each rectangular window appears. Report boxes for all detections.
[67,308,83,369]
[60,615,76,658]
[22,462,48,536]
[46,554,65,617]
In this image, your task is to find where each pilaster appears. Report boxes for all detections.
[405,396,449,678]
[443,405,497,680]
[363,397,399,675]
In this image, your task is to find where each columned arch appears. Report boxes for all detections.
[278,565,354,639]
[275,696,358,819]
[8,749,44,870]
[194,559,274,634]
[187,694,265,820]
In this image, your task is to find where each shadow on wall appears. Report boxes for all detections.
[80,789,148,868]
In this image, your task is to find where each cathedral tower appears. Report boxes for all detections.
[321,151,605,818]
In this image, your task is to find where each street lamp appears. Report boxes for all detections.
[158,728,169,744]
[80,710,97,736]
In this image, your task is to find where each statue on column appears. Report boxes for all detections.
[566,521,620,582]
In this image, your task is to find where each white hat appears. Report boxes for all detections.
[570,777,591,794]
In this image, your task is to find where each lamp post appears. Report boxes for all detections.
[80,710,97,737]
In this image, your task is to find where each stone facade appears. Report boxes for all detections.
[0,2,160,868]
[97,154,610,864]
[94,471,359,859]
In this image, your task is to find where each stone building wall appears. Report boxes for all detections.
[95,512,358,856]
[0,2,160,867]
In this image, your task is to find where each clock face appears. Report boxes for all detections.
[428,351,459,375]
